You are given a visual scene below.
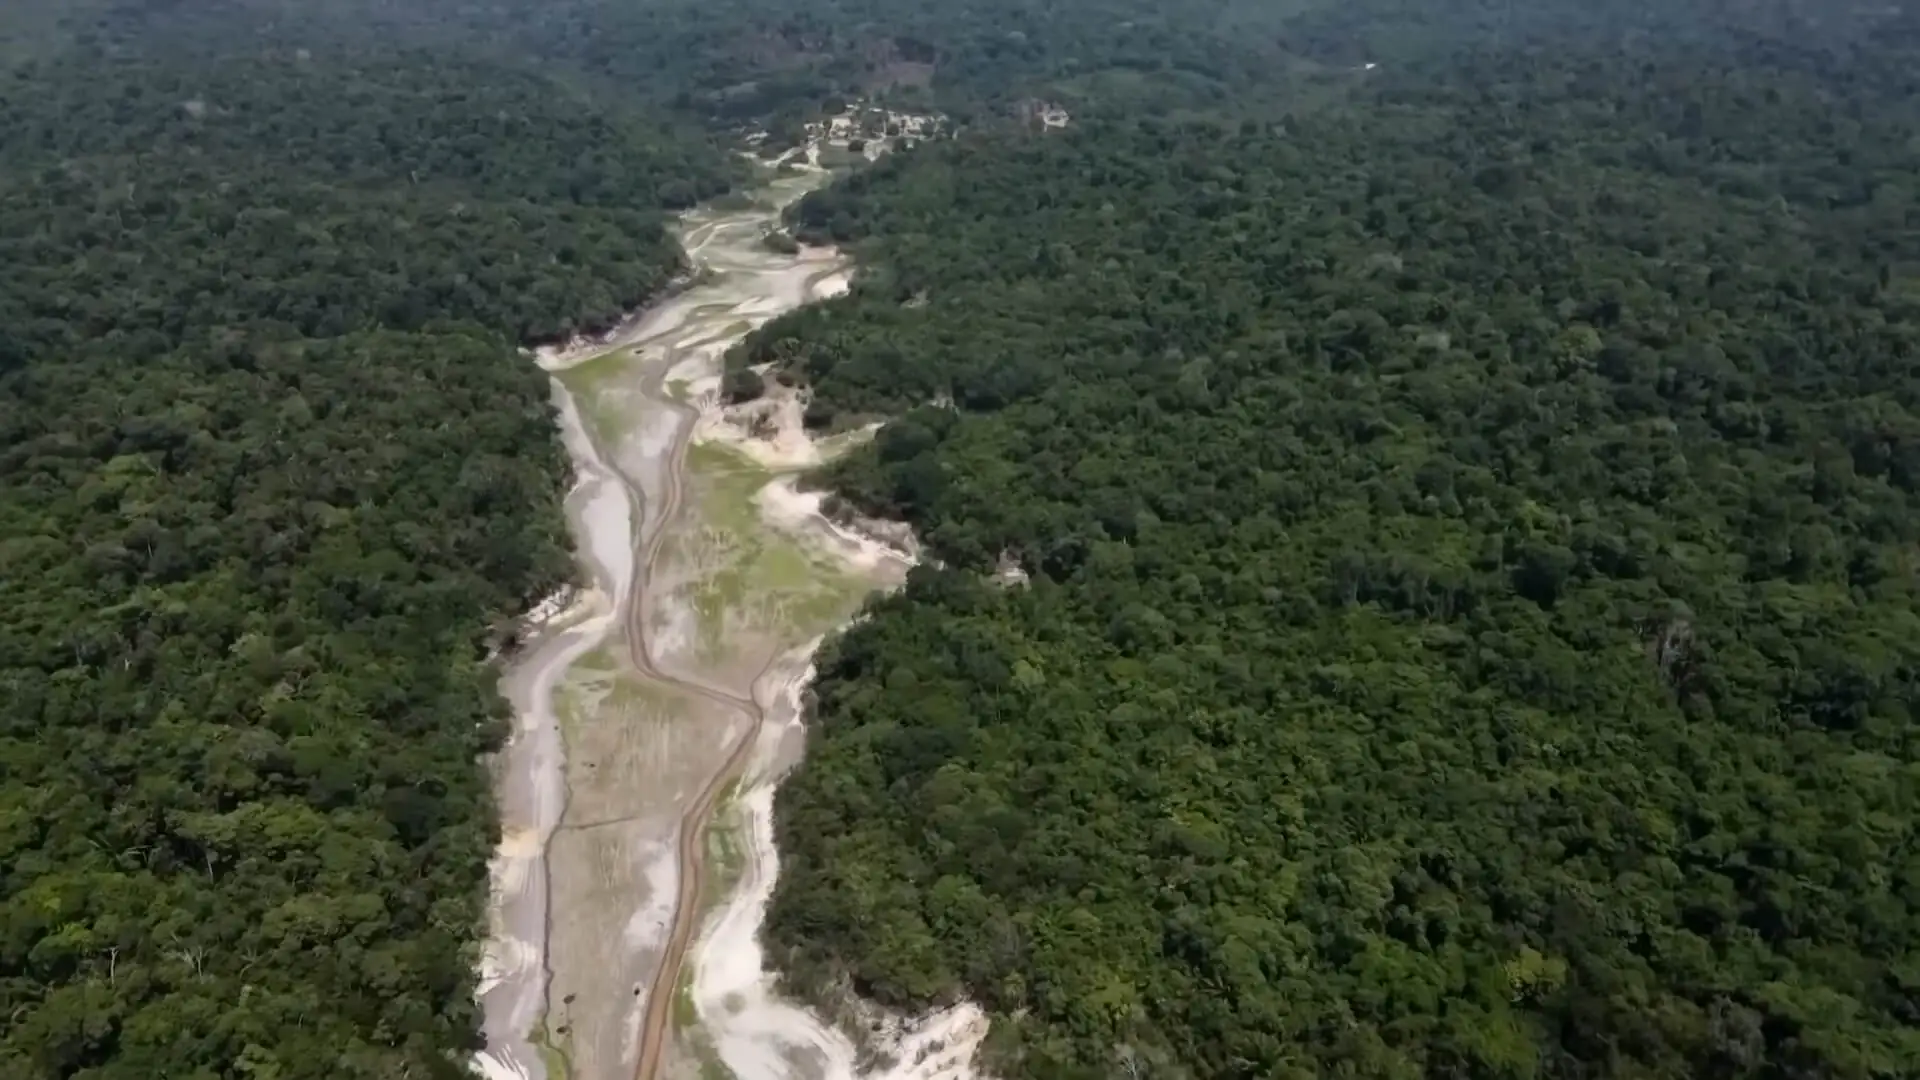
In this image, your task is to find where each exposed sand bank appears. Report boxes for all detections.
[481,129,985,1080]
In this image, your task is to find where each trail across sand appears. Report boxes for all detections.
[481,139,986,1080]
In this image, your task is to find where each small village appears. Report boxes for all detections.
[806,100,949,161]
[744,99,951,166]
[745,94,1074,170]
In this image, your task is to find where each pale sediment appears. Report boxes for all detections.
[685,439,984,1080]
[480,134,986,1080]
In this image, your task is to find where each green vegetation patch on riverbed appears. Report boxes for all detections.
[558,346,640,396]
[558,348,653,443]
[534,1018,576,1080]
[559,658,691,740]
[697,780,750,924]
[667,440,869,663]
[673,999,739,1080]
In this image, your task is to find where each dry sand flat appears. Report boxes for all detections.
[479,128,986,1080]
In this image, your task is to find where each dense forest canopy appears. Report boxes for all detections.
[752,11,1920,1080]
[20,0,1329,124]
[0,43,741,367]
[7,0,1920,1078]
[0,14,738,1079]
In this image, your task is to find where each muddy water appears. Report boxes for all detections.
[475,164,912,1080]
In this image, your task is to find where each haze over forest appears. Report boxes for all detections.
[3,1,1919,1079]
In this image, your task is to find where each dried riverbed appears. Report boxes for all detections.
[474,157,982,1080]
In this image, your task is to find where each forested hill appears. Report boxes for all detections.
[0,23,735,1080]
[752,18,1920,1080]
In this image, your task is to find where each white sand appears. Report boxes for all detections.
[690,659,989,1080]
[473,600,616,1080]
[474,1050,536,1080]
[685,423,985,1080]
[649,594,699,669]
[756,477,912,575]
[556,384,636,599]
[619,840,684,1066]
[486,125,982,1080]
[665,348,721,390]
[474,387,634,1080]
[811,270,852,301]
[622,840,683,950]
[633,394,685,463]
[695,391,823,471]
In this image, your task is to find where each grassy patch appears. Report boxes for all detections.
[558,644,687,727]
[668,939,740,1080]
[758,544,813,590]
[673,442,870,663]
[674,966,700,1030]
[699,779,748,917]
[679,1024,738,1080]
[603,668,683,713]
[685,442,769,530]
[691,300,747,321]
[555,678,596,740]
[533,1016,575,1080]
[707,190,763,213]
[562,643,692,733]
[582,390,644,449]
[558,347,646,442]
[573,642,622,674]
[816,145,868,171]
[557,345,636,395]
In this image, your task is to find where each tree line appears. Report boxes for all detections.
[754,11,1920,1078]
[0,20,738,1079]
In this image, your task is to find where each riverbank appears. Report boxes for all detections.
[475,138,977,1080]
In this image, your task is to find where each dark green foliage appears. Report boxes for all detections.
[31,0,1322,123]
[0,49,739,358]
[10,0,1920,1077]
[1,331,568,1077]
[723,366,770,405]
[760,24,1920,1080]
[0,24,734,1080]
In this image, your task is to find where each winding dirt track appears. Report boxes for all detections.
[525,178,846,1080]
[613,353,774,1080]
